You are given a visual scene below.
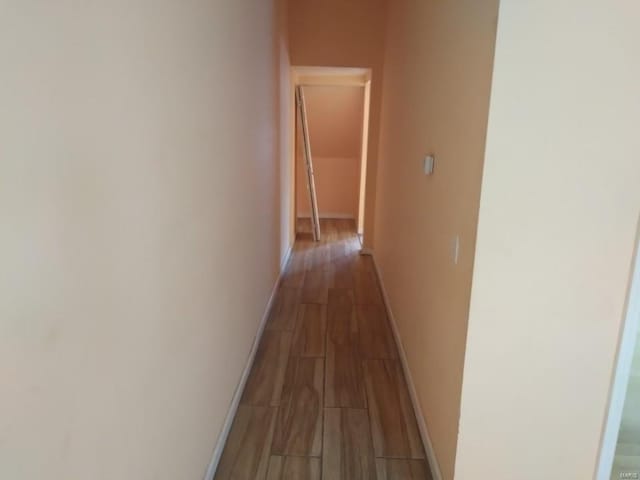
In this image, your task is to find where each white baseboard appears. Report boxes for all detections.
[369,251,444,480]
[280,244,293,273]
[297,213,355,220]
[203,245,293,480]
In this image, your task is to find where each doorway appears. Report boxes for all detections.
[598,234,640,480]
[290,67,371,245]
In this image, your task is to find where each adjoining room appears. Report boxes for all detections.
[293,67,371,244]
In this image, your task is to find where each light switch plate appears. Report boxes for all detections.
[423,155,435,175]
[452,235,460,265]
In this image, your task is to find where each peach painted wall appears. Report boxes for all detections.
[296,85,363,219]
[288,0,387,246]
[455,2,640,479]
[304,85,363,158]
[297,156,361,219]
[0,1,288,479]
[374,1,499,478]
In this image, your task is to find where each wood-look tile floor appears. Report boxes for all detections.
[216,219,432,480]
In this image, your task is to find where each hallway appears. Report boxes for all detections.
[215,219,432,479]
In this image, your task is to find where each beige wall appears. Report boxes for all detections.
[373,1,499,478]
[0,1,288,479]
[296,85,363,219]
[288,0,387,247]
[455,2,640,479]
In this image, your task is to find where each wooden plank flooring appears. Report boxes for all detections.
[325,289,366,408]
[215,406,277,479]
[241,331,292,406]
[267,456,321,480]
[215,219,432,480]
[323,408,377,479]
[376,459,432,480]
[292,304,327,357]
[358,304,397,360]
[272,356,324,456]
[364,359,424,459]
[266,288,300,332]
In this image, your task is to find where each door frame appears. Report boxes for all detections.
[596,229,640,479]
[288,66,372,244]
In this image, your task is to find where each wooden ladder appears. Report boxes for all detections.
[296,85,321,241]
